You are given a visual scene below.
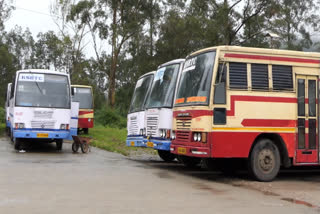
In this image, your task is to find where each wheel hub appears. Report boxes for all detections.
[258,149,275,172]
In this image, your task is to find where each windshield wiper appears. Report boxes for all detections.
[29,71,43,95]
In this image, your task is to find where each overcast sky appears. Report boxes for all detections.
[5,0,59,37]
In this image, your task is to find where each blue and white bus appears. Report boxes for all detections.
[126,71,155,148]
[9,69,75,150]
[144,59,185,161]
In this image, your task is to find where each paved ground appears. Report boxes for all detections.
[0,136,319,214]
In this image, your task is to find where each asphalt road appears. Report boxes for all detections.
[0,136,319,214]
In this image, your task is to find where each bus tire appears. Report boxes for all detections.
[248,138,280,182]
[158,150,175,162]
[178,155,201,168]
[14,138,21,150]
[56,140,63,151]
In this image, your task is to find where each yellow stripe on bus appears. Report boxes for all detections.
[79,113,94,118]
[212,127,296,132]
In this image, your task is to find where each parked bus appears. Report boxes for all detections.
[9,69,73,150]
[126,71,155,148]
[71,85,94,134]
[144,59,184,161]
[5,83,12,135]
[170,46,320,181]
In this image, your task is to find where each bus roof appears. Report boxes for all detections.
[189,46,320,60]
[158,59,185,69]
[16,69,69,76]
[71,85,93,89]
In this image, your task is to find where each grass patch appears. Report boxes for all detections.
[0,123,6,136]
[82,125,156,156]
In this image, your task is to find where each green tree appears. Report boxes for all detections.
[268,0,319,50]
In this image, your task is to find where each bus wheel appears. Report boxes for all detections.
[83,128,89,135]
[248,139,280,182]
[56,140,63,151]
[14,138,21,150]
[158,150,175,162]
[178,155,201,168]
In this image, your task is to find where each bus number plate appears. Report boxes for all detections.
[37,133,49,138]
[147,142,154,148]
[178,147,187,154]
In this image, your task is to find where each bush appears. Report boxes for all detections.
[95,108,127,129]
[0,107,5,123]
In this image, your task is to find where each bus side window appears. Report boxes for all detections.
[10,78,15,99]
[214,63,226,104]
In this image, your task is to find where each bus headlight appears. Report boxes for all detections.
[60,124,69,130]
[193,133,198,141]
[171,131,176,140]
[197,133,202,142]
[15,123,25,129]
[193,132,202,142]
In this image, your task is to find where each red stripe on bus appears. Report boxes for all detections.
[173,110,212,118]
[224,53,320,64]
[227,96,297,116]
[241,119,297,127]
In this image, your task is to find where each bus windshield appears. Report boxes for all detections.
[72,87,93,109]
[146,63,180,109]
[175,51,216,106]
[16,73,70,109]
[129,74,154,113]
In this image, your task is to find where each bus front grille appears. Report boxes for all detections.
[176,116,192,130]
[176,131,191,142]
[129,119,139,135]
[146,116,158,136]
[31,121,56,129]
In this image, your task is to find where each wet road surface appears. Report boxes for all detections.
[0,136,319,214]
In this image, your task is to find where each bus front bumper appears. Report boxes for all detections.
[13,129,70,139]
[143,138,171,151]
[126,136,146,147]
[170,144,211,158]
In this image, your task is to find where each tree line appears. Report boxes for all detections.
[0,0,320,116]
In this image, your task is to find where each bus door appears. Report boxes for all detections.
[296,75,318,164]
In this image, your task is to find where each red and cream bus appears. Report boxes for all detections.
[71,85,94,134]
[171,46,320,181]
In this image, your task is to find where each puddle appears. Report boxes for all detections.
[281,198,320,209]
